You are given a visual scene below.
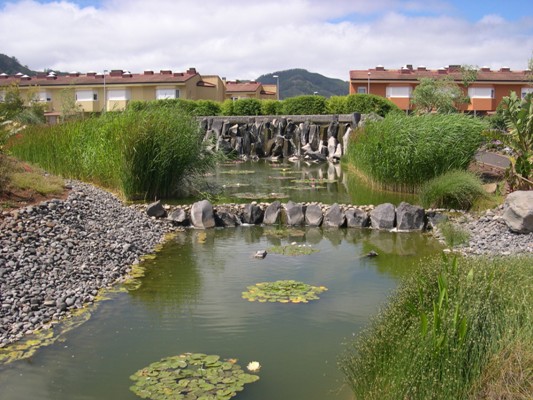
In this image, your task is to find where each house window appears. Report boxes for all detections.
[357,86,367,94]
[468,87,494,99]
[36,92,52,102]
[75,90,97,101]
[107,89,131,101]
[521,87,533,98]
[386,86,411,98]
[156,88,180,100]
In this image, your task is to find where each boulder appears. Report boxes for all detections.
[263,201,282,225]
[242,203,264,225]
[323,203,346,228]
[215,209,241,227]
[284,201,305,226]
[370,203,396,230]
[345,208,369,228]
[503,191,533,233]
[396,202,426,231]
[190,200,215,229]
[167,208,188,226]
[305,204,323,227]
[146,200,167,218]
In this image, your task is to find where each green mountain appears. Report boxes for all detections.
[0,54,35,75]
[256,68,349,99]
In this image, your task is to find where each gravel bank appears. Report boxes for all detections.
[437,206,532,256]
[0,181,175,347]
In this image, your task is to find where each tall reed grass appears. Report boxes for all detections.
[339,255,533,400]
[7,108,216,200]
[345,114,487,192]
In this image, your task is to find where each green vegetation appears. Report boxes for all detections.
[411,77,469,114]
[130,353,260,400]
[281,95,327,115]
[327,94,400,117]
[339,255,533,400]
[128,98,221,116]
[419,170,487,210]
[436,220,471,247]
[486,92,533,190]
[7,108,218,200]
[267,243,319,256]
[242,280,327,303]
[345,113,486,192]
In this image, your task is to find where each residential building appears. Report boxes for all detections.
[0,68,273,123]
[224,80,277,101]
[349,65,532,114]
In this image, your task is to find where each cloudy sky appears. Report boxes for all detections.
[0,0,532,81]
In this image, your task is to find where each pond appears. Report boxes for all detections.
[0,163,440,400]
[196,159,417,206]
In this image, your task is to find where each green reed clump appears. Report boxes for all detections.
[339,255,533,400]
[345,113,486,192]
[419,170,488,210]
[7,108,216,200]
[436,220,471,247]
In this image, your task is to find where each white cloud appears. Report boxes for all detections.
[0,0,531,80]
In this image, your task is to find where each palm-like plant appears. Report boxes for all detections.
[498,92,533,190]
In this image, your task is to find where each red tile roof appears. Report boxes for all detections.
[350,66,530,83]
[0,69,200,87]
[225,81,261,92]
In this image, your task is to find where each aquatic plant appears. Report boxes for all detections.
[267,243,319,256]
[130,353,260,400]
[242,280,327,303]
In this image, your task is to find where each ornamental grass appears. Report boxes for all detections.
[345,113,487,192]
[339,255,533,400]
[7,108,217,200]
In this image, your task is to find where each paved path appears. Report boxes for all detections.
[475,151,510,169]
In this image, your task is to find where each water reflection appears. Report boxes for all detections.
[200,159,417,206]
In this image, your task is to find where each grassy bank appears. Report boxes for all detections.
[7,109,217,200]
[345,114,487,192]
[339,255,533,400]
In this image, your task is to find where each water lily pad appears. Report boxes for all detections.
[267,244,319,256]
[242,280,328,304]
[130,353,260,400]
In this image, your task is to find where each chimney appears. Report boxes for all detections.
[375,65,385,71]
[0,73,8,79]
[438,67,447,74]
[447,65,461,72]
[173,72,184,77]
[110,69,123,77]
[400,66,410,74]
[417,66,427,71]
[144,70,154,75]
[481,66,491,72]
[160,70,172,75]
[500,66,511,72]
[186,67,197,74]
[87,71,97,77]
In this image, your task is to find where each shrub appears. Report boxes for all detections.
[261,99,282,115]
[7,108,218,200]
[281,95,327,115]
[339,255,533,400]
[345,94,400,117]
[192,100,221,116]
[220,99,234,116]
[419,170,487,210]
[232,98,262,116]
[345,113,486,191]
[326,96,348,114]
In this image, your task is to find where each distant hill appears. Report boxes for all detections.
[256,68,349,99]
[0,54,35,75]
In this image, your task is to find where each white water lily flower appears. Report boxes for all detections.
[247,361,261,372]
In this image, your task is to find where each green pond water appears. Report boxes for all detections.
[0,162,441,400]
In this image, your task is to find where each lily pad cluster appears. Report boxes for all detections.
[130,353,259,400]
[242,280,328,304]
[267,244,319,256]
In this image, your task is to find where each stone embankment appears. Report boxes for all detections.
[0,181,174,347]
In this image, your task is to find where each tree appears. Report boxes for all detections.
[0,83,24,120]
[411,77,468,114]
